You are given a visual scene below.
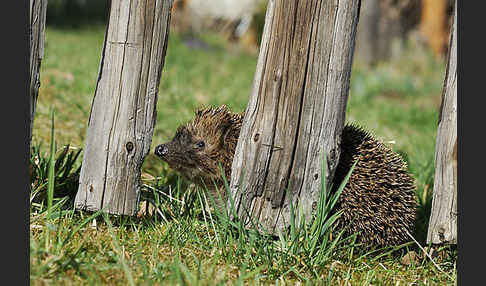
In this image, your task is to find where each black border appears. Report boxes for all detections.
[458,1,477,285]
[4,1,30,285]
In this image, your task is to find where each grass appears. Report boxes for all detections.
[30,23,456,285]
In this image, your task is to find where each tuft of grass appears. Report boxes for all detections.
[31,107,83,216]
[30,143,82,212]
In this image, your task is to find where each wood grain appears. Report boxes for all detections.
[427,1,457,245]
[75,0,173,216]
[229,0,361,235]
[29,0,47,150]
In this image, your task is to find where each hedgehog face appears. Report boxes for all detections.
[154,106,237,188]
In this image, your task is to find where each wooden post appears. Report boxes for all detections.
[29,0,47,152]
[354,0,422,66]
[427,1,457,245]
[354,0,380,66]
[229,0,361,235]
[75,0,173,216]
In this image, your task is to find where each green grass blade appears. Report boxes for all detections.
[289,199,296,240]
[46,196,70,219]
[328,158,359,212]
[310,151,330,256]
[47,108,56,218]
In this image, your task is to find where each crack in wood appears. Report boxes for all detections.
[261,143,283,152]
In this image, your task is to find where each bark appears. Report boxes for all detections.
[427,1,457,245]
[75,0,173,216]
[229,0,361,235]
[29,0,47,152]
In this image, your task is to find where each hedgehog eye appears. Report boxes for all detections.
[196,141,205,149]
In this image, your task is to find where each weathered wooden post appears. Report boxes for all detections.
[229,0,361,234]
[427,1,457,245]
[29,0,48,152]
[75,0,173,215]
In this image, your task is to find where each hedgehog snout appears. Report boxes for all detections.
[154,144,169,157]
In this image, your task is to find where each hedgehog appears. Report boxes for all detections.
[154,105,417,247]
[154,106,243,208]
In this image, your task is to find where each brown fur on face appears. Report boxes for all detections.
[154,105,243,203]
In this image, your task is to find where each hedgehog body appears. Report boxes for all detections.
[154,106,417,247]
[332,124,417,247]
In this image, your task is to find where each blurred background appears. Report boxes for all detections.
[33,0,455,241]
[44,0,455,59]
